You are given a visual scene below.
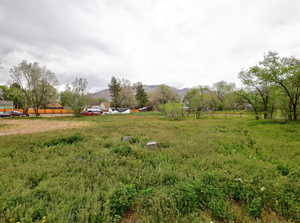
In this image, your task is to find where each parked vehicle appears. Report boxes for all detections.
[0,112,11,118]
[138,106,152,112]
[0,111,28,118]
[9,111,28,117]
[80,110,102,116]
[103,108,131,115]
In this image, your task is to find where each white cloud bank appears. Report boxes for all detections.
[0,0,300,91]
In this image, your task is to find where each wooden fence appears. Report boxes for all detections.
[0,108,73,114]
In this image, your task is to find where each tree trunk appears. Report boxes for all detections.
[34,107,40,117]
[292,103,298,121]
[263,95,269,119]
[24,107,29,116]
[263,111,268,119]
[269,105,274,119]
[252,107,260,120]
[195,110,201,119]
[288,103,293,121]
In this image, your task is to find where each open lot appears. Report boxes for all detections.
[0,119,88,136]
[0,113,299,223]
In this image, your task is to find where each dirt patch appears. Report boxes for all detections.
[0,119,89,136]
[120,210,139,223]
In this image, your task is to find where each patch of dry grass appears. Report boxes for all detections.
[0,119,89,136]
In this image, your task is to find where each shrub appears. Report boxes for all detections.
[128,136,140,144]
[31,207,47,221]
[276,164,289,176]
[43,134,83,147]
[107,184,138,221]
[111,145,133,156]
[103,141,113,148]
[159,103,185,121]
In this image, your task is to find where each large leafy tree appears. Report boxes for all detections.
[7,83,24,109]
[10,60,58,116]
[183,87,212,118]
[260,52,300,120]
[135,82,148,108]
[0,84,24,109]
[236,89,261,120]
[239,66,273,119]
[60,77,88,116]
[212,81,236,110]
[119,79,136,108]
[149,85,179,107]
[0,85,8,100]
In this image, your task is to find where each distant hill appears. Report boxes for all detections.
[90,85,190,101]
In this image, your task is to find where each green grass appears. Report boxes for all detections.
[0,114,300,223]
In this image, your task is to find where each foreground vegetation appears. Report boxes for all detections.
[0,113,300,222]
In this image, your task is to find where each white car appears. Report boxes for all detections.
[103,108,130,115]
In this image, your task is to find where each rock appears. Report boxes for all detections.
[145,141,159,148]
[122,136,133,142]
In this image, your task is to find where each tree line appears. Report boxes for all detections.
[148,51,300,121]
[0,61,92,116]
[1,51,300,120]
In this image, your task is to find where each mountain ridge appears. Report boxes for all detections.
[90,85,190,101]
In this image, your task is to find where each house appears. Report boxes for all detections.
[0,100,14,110]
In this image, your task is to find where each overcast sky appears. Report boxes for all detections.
[1,0,300,91]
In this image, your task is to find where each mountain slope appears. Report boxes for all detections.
[90,85,190,101]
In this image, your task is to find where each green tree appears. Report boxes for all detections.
[135,82,148,108]
[159,103,185,120]
[239,66,273,119]
[236,89,261,120]
[119,79,136,108]
[149,85,179,107]
[108,76,121,108]
[184,87,212,118]
[7,83,25,109]
[260,52,300,120]
[60,77,88,116]
[0,83,29,109]
[0,85,8,100]
[9,60,58,116]
[212,81,236,110]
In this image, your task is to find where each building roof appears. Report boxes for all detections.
[0,100,14,106]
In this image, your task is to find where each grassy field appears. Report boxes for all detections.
[0,113,299,223]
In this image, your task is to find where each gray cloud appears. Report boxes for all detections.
[1,0,300,91]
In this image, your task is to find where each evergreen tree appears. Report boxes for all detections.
[135,82,148,108]
[108,76,121,107]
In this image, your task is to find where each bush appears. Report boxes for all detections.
[276,164,289,176]
[43,134,83,147]
[106,184,138,221]
[110,145,133,156]
[159,103,185,121]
